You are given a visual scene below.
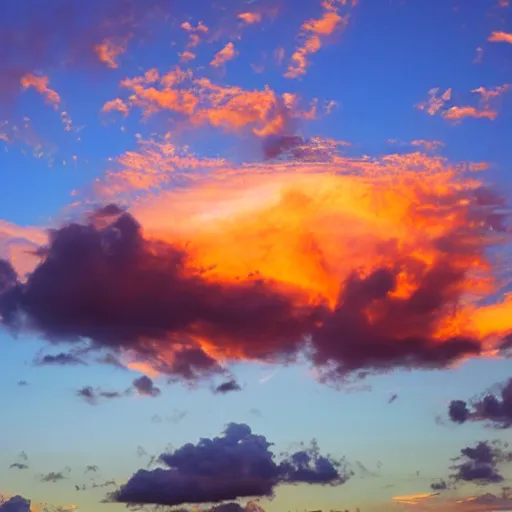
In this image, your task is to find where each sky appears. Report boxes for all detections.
[1,0,512,511]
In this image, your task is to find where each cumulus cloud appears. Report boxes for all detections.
[133,376,161,397]
[20,74,61,109]
[450,441,512,485]
[448,378,512,428]
[285,0,354,79]
[1,143,512,385]
[214,379,242,394]
[40,471,66,483]
[0,496,31,512]
[109,422,351,506]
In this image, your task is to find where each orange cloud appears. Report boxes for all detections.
[411,139,445,151]
[417,85,509,123]
[102,98,130,116]
[285,0,352,79]
[443,106,497,121]
[181,21,209,49]
[97,137,226,197]
[210,42,237,67]
[392,493,438,505]
[20,74,61,109]
[94,38,128,68]
[238,12,263,24]
[110,68,316,137]
[180,50,196,62]
[488,31,512,44]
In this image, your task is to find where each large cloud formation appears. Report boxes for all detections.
[448,378,512,428]
[109,422,351,506]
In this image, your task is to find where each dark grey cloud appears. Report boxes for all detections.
[9,463,28,470]
[450,441,512,485]
[109,422,351,507]
[76,386,126,405]
[17,380,29,386]
[34,352,86,366]
[214,379,242,394]
[448,378,512,428]
[430,479,448,491]
[40,471,66,483]
[85,465,99,473]
[0,496,31,512]
[133,376,161,397]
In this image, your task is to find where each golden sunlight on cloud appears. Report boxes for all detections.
[488,31,512,44]
[101,98,130,116]
[20,74,61,109]
[238,12,263,24]
[285,0,353,79]
[211,42,238,68]
[94,38,128,68]
[417,85,510,122]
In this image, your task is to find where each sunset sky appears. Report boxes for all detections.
[1,1,512,511]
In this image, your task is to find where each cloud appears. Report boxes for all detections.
[109,422,351,506]
[9,463,28,470]
[450,441,512,485]
[17,381,29,386]
[285,0,354,79]
[238,13,263,24]
[448,378,512,428]
[488,31,512,44]
[214,379,242,394]
[20,74,61,110]
[34,352,87,366]
[112,70,310,139]
[85,465,99,473]
[0,496,31,512]
[40,471,66,483]
[2,144,512,383]
[93,38,128,68]
[211,42,237,68]
[76,386,126,405]
[416,85,510,123]
[133,376,161,397]
[101,98,129,117]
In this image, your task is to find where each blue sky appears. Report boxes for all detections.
[1,1,512,511]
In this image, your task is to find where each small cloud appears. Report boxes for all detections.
[20,74,60,110]
[450,441,511,485]
[388,393,398,404]
[214,379,242,394]
[9,463,28,470]
[133,376,161,397]
[40,471,66,483]
[17,380,29,386]
[448,377,512,428]
[34,353,86,367]
[85,465,99,473]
